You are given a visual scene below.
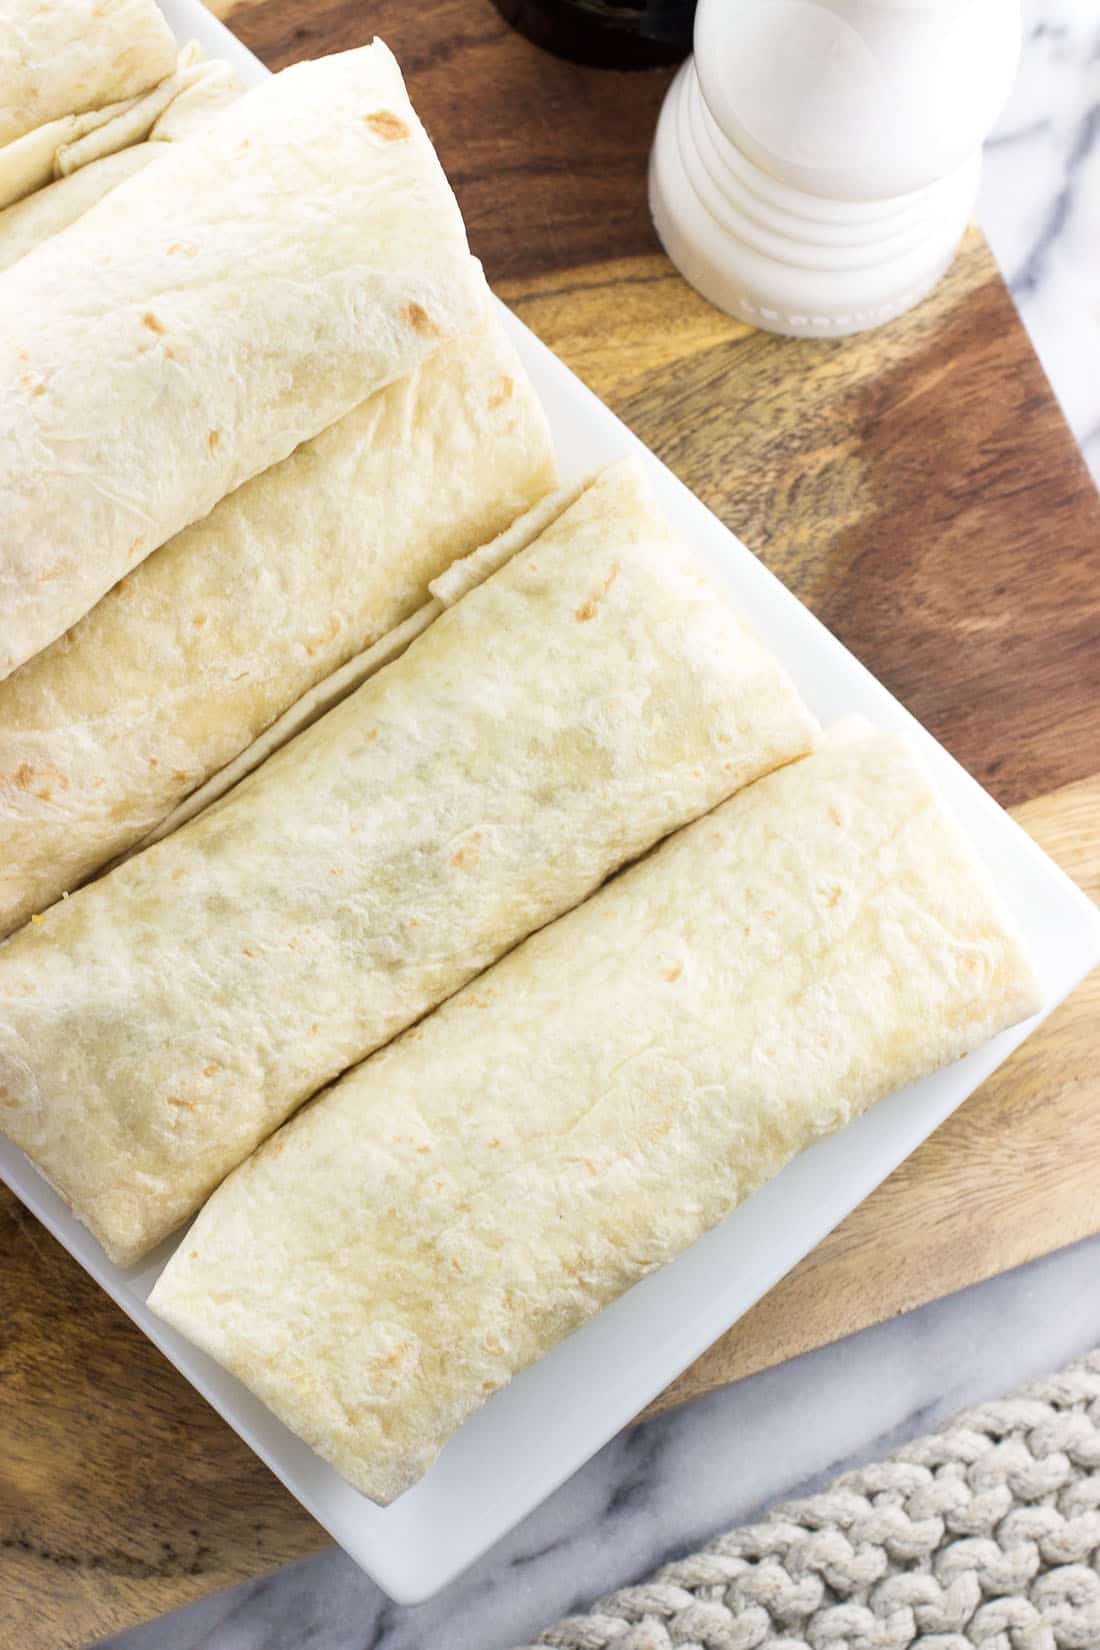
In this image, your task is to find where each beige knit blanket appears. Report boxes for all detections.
[516,1352,1100,1650]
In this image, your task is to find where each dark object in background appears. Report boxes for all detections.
[491,0,697,68]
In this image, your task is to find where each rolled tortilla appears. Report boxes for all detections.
[0,459,816,1266]
[0,0,177,149]
[0,41,489,680]
[0,54,244,273]
[0,313,557,937]
[149,724,1042,1504]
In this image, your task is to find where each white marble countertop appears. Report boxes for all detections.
[981,0,1100,484]
[96,5,1100,1647]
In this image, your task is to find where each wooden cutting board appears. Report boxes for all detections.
[3,4,1099,1647]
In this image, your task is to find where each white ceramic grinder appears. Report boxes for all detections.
[649,0,1022,338]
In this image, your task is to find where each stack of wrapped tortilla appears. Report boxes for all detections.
[0,460,817,1266]
[0,41,492,682]
[0,314,556,936]
[0,41,561,935]
[150,722,1042,1504]
[0,20,1043,1519]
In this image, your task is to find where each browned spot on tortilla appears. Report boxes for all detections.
[488,374,514,408]
[190,1249,198,1259]
[309,1024,319,1037]
[0,1086,17,1109]
[828,805,842,827]
[366,728,379,742]
[242,947,257,958]
[575,561,620,622]
[822,885,842,909]
[663,963,683,982]
[202,1063,220,1077]
[166,1095,194,1109]
[450,831,481,869]
[400,301,443,339]
[143,311,165,334]
[148,757,158,768]
[192,613,206,628]
[207,429,220,454]
[128,536,144,562]
[172,769,188,785]
[164,344,180,362]
[416,1144,430,1154]
[7,759,66,800]
[364,110,410,142]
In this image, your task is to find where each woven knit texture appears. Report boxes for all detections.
[516,1352,1100,1650]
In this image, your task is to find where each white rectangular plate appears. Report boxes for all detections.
[3,0,1099,1608]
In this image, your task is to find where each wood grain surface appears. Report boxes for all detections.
[2,3,1099,1647]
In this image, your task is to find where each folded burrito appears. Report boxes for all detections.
[0,0,177,149]
[0,313,556,938]
[0,52,244,273]
[0,459,816,1266]
[0,41,489,680]
[149,723,1041,1504]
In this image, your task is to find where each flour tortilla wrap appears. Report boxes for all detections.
[0,314,556,937]
[0,459,816,1265]
[0,0,177,149]
[149,724,1041,1504]
[0,41,489,680]
[0,53,244,273]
